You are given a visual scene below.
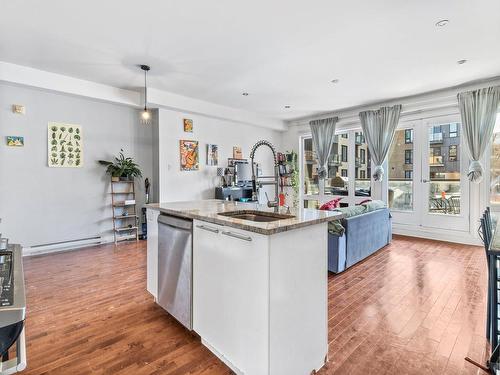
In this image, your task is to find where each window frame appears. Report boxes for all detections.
[405,129,413,144]
[300,130,373,208]
[341,145,348,162]
[405,149,413,164]
[449,123,458,138]
[360,149,366,164]
[449,145,458,161]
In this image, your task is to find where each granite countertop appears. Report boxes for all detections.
[146,199,342,235]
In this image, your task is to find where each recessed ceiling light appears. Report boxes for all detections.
[457,59,467,65]
[331,79,339,84]
[284,105,291,109]
[435,19,449,27]
[242,92,249,96]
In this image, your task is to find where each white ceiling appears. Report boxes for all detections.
[1,0,499,121]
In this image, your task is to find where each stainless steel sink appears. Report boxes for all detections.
[218,210,295,222]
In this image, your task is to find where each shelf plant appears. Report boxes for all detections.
[286,151,299,209]
[98,149,142,181]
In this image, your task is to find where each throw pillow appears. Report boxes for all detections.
[320,197,342,211]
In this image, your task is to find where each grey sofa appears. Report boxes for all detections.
[328,208,392,273]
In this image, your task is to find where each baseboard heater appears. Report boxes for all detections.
[23,236,103,256]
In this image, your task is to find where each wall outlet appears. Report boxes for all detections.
[12,105,25,115]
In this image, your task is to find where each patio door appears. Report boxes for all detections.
[420,115,469,231]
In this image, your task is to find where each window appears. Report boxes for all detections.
[405,129,413,144]
[355,132,371,196]
[341,145,348,162]
[302,138,319,195]
[429,126,443,143]
[388,128,414,211]
[355,132,364,144]
[429,147,443,165]
[304,133,349,199]
[325,133,348,196]
[490,114,500,207]
[449,145,458,161]
[405,150,413,164]
[449,123,458,138]
[302,131,371,207]
[428,123,461,215]
[303,200,319,209]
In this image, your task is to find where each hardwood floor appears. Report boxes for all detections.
[22,236,489,374]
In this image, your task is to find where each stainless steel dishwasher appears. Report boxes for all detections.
[157,214,193,330]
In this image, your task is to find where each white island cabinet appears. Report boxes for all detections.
[193,219,329,375]
[146,208,159,299]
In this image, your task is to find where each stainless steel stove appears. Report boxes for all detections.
[0,244,26,374]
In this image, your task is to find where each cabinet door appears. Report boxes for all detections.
[146,209,159,298]
[193,220,269,374]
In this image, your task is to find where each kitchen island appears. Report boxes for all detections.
[146,200,342,375]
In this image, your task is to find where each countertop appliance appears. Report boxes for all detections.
[0,244,26,374]
[157,214,193,330]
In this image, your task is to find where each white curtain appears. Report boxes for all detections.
[458,86,500,183]
[309,117,338,179]
[359,105,402,181]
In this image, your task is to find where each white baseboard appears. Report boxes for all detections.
[23,236,112,257]
[393,223,481,246]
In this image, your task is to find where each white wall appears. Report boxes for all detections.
[156,108,282,203]
[0,83,153,248]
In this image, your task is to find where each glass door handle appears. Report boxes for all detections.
[422,179,430,183]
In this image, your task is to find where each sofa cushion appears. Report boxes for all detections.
[332,205,367,218]
[362,200,386,211]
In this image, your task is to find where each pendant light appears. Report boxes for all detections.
[140,64,151,125]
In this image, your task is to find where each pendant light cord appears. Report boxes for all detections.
[144,68,148,111]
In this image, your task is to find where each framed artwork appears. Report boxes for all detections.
[233,146,242,159]
[207,144,218,166]
[183,118,193,132]
[180,140,199,171]
[6,136,24,147]
[48,123,83,168]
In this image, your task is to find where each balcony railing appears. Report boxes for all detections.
[355,135,364,145]
[328,154,341,165]
[429,133,443,143]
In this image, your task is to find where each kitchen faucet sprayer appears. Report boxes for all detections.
[249,140,279,210]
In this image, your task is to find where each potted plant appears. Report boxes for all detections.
[98,149,142,181]
[286,151,299,209]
